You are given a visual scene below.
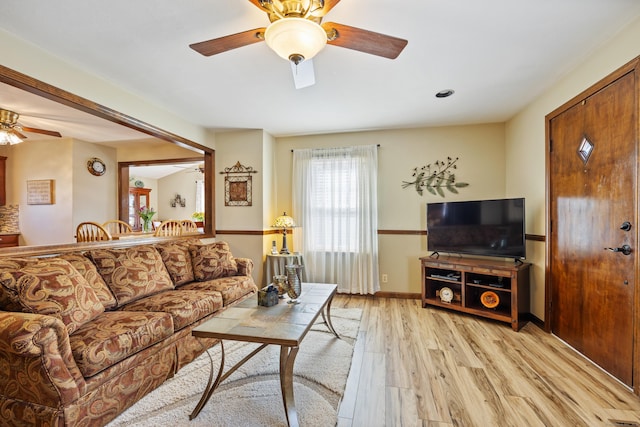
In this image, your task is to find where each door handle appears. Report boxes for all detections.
[604,245,632,255]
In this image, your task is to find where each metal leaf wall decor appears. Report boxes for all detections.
[402,157,469,197]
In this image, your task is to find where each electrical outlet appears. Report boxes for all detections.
[381,274,388,283]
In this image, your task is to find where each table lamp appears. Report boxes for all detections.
[272,212,296,254]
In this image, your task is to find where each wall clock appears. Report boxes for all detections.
[87,157,106,176]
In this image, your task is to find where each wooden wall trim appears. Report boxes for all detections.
[216,229,546,241]
[378,230,427,235]
[119,155,215,236]
[0,64,219,238]
[546,57,639,120]
[120,157,203,167]
[0,65,209,153]
[216,230,266,236]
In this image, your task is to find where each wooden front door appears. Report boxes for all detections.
[548,70,636,387]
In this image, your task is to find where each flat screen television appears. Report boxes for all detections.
[427,198,526,259]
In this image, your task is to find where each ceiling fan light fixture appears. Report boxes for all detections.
[0,130,23,145]
[264,18,327,63]
[0,109,19,125]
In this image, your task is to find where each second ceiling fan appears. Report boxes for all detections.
[0,109,62,145]
[190,0,408,87]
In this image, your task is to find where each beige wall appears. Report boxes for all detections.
[5,138,118,245]
[215,130,266,230]
[116,140,201,162]
[214,130,276,287]
[9,139,74,245]
[505,15,640,319]
[72,140,118,229]
[3,137,203,246]
[157,170,200,222]
[273,124,507,294]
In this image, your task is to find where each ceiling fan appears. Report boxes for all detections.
[189,0,408,88]
[173,164,205,174]
[0,108,62,145]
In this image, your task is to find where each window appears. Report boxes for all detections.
[292,145,379,294]
[306,155,359,252]
[195,179,204,213]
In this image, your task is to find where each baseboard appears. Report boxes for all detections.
[374,291,421,300]
[335,291,421,299]
[525,313,545,330]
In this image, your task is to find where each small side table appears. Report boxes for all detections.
[264,253,308,286]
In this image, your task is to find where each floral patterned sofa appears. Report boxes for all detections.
[0,238,257,426]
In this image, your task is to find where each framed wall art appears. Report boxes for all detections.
[27,179,55,205]
[220,161,258,207]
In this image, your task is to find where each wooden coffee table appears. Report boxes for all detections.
[189,282,339,427]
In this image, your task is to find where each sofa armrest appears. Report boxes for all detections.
[235,257,254,276]
[0,311,86,406]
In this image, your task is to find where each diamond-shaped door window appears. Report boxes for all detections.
[577,136,594,165]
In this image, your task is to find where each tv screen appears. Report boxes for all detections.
[427,198,526,259]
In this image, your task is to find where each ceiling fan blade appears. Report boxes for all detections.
[20,126,62,137]
[290,59,316,89]
[13,130,28,139]
[312,0,341,17]
[190,28,266,57]
[247,0,270,12]
[322,22,407,59]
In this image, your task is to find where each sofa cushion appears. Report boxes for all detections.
[88,246,174,307]
[120,290,223,331]
[179,276,257,306]
[155,240,194,286]
[69,310,173,377]
[0,258,105,335]
[55,252,117,310]
[189,241,238,281]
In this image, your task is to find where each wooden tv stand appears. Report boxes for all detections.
[420,255,530,331]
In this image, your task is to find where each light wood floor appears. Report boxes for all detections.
[331,295,640,427]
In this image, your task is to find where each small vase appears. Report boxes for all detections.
[284,264,304,304]
[272,275,288,298]
[143,218,152,232]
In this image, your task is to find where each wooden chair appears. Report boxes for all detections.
[76,222,111,242]
[102,219,133,235]
[180,219,199,233]
[153,220,183,237]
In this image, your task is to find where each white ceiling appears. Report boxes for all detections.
[0,83,151,143]
[131,163,204,180]
[1,0,639,138]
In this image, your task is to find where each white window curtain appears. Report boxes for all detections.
[292,145,379,294]
[195,179,204,213]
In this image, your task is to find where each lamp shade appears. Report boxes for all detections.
[272,212,296,228]
[264,18,327,63]
[0,130,23,145]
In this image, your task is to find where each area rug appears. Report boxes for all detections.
[107,307,362,427]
